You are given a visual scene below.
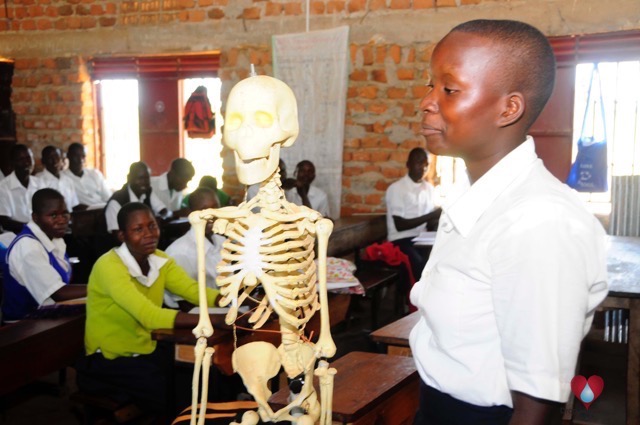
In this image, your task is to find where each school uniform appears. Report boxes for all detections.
[36,169,80,210]
[0,172,43,223]
[409,137,608,423]
[104,185,168,232]
[150,173,184,212]
[164,228,225,308]
[62,168,112,206]
[286,185,330,217]
[77,244,218,413]
[2,222,71,321]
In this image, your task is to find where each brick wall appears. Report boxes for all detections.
[1,0,638,214]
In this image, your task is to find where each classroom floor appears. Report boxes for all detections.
[1,291,627,425]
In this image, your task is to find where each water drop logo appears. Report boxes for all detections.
[571,375,604,409]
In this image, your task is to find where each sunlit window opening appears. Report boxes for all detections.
[180,78,224,192]
[98,79,141,190]
[573,61,640,215]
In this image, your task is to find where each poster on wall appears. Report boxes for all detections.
[272,26,350,219]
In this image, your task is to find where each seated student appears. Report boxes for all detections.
[2,188,87,322]
[246,159,291,201]
[0,144,43,234]
[285,160,330,217]
[63,142,112,207]
[182,175,233,208]
[150,158,195,216]
[37,145,81,211]
[76,202,222,419]
[164,187,225,310]
[385,148,442,279]
[104,162,169,236]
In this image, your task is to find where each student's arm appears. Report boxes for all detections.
[8,237,69,305]
[163,256,219,307]
[0,216,26,234]
[51,284,87,302]
[104,200,120,236]
[509,391,561,425]
[392,208,442,231]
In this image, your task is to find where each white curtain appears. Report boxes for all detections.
[272,26,350,219]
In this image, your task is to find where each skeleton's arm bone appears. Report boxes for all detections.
[315,218,336,358]
[189,214,214,339]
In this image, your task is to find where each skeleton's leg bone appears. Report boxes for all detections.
[197,347,215,425]
[190,338,207,425]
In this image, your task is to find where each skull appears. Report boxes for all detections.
[223,76,299,185]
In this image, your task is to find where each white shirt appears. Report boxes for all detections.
[36,169,79,210]
[7,221,70,306]
[63,168,112,207]
[114,243,168,288]
[286,185,330,217]
[409,137,608,407]
[104,186,168,232]
[151,173,184,212]
[0,172,43,223]
[164,228,225,307]
[385,175,436,241]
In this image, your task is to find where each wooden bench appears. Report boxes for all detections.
[269,351,419,425]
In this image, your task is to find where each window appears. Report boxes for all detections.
[573,61,640,215]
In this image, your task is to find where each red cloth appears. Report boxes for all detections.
[363,242,418,312]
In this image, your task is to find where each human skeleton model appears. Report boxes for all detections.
[188,75,337,425]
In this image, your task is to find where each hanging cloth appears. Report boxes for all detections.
[183,86,215,139]
[566,64,608,192]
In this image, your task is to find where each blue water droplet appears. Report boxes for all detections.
[580,384,595,403]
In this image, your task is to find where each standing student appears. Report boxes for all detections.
[2,188,86,321]
[63,142,112,207]
[0,144,43,234]
[409,20,608,425]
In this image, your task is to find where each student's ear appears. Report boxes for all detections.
[117,230,126,244]
[498,93,525,128]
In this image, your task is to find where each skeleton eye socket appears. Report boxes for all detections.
[254,111,274,128]
[225,112,243,130]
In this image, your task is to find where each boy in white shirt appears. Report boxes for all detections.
[164,187,225,309]
[0,144,43,233]
[63,142,112,207]
[36,145,80,211]
[2,188,86,321]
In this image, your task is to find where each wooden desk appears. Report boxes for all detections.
[369,311,419,356]
[0,314,85,396]
[269,351,419,424]
[602,235,640,425]
[327,215,386,258]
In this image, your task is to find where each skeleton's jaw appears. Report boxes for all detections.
[235,144,281,185]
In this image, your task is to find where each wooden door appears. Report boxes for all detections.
[138,79,180,175]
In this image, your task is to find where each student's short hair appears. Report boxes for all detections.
[32,188,65,214]
[408,148,427,163]
[117,202,153,232]
[42,145,59,160]
[67,142,84,154]
[450,19,556,129]
[10,144,30,162]
[295,160,314,173]
[198,175,218,191]
[170,158,195,176]
[188,187,218,211]
[128,161,150,176]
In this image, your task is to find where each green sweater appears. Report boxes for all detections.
[85,249,218,359]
